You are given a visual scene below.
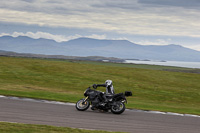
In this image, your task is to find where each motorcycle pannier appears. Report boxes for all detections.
[125,91,132,96]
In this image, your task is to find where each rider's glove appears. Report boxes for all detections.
[93,84,97,89]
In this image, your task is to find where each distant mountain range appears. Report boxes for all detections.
[0,50,124,62]
[0,35,200,62]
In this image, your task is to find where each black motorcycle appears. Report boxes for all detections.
[75,86,132,114]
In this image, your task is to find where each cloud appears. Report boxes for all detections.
[0,31,107,42]
[188,45,200,51]
[134,39,172,46]
[138,0,200,9]
[0,0,200,38]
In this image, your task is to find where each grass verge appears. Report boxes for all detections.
[0,56,200,115]
[0,122,124,133]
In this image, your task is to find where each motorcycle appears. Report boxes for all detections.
[75,86,132,114]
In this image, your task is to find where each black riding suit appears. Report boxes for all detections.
[93,83,115,102]
[95,83,115,94]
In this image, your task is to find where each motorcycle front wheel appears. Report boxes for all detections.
[76,99,90,111]
[111,102,125,114]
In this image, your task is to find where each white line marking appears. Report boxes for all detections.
[0,121,19,124]
[166,112,184,116]
[0,95,199,118]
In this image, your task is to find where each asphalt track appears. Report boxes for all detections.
[0,96,200,133]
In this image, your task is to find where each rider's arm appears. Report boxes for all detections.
[93,83,106,89]
[96,84,107,87]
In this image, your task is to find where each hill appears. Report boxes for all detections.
[0,50,124,62]
[0,36,200,61]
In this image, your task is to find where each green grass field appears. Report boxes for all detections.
[0,122,124,133]
[0,56,200,115]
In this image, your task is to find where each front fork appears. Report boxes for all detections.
[82,96,89,104]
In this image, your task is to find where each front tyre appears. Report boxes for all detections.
[76,99,90,111]
[111,102,125,114]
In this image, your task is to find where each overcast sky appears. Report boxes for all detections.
[0,0,200,51]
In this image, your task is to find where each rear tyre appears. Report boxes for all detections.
[111,102,125,114]
[76,99,90,111]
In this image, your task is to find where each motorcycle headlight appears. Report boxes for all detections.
[84,88,90,96]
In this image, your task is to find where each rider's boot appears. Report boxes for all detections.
[91,106,97,110]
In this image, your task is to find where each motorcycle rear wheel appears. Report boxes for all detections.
[111,102,125,114]
[76,99,90,111]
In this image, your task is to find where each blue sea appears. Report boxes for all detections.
[125,60,200,69]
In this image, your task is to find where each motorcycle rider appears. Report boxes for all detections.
[92,80,115,103]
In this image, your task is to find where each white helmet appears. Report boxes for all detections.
[105,80,112,87]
